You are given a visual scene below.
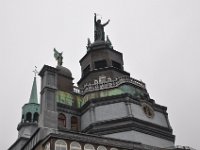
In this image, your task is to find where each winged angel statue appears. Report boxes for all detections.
[54,48,63,66]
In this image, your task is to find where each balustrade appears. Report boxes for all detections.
[82,76,146,94]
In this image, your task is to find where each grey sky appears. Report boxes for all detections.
[0,0,199,149]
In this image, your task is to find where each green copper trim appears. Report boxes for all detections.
[29,77,38,104]
[83,84,147,104]
[56,91,84,108]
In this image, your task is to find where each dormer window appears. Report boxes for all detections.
[95,60,107,69]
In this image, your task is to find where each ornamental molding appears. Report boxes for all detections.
[82,76,146,95]
[82,117,175,142]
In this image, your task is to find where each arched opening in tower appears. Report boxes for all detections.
[26,112,32,122]
[58,113,66,128]
[33,112,39,122]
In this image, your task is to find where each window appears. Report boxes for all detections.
[84,144,95,150]
[33,112,39,122]
[110,148,118,150]
[112,61,122,70]
[97,146,107,150]
[95,60,107,69]
[55,140,67,150]
[44,142,50,150]
[71,116,78,131]
[58,113,66,128]
[83,65,90,76]
[70,141,81,150]
[26,112,32,122]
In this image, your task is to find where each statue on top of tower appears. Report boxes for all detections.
[54,48,63,66]
[94,13,110,41]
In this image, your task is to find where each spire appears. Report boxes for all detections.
[29,76,38,104]
[17,69,40,138]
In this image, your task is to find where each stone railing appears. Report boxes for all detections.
[82,76,146,94]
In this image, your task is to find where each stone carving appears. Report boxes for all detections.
[94,13,110,41]
[82,76,146,94]
[54,48,63,66]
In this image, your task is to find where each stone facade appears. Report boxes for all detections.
[9,16,196,150]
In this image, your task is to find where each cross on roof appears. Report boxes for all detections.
[33,66,38,77]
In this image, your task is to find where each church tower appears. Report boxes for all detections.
[9,14,194,150]
[78,14,175,148]
[9,73,39,150]
[38,48,81,131]
[78,14,129,88]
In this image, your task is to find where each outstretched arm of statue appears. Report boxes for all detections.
[103,19,110,26]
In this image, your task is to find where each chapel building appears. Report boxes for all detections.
[8,15,195,150]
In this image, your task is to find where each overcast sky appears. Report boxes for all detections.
[0,0,199,149]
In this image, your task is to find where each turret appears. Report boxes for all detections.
[9,70,39,150]
[38,49,81,130]
[78,15,130,89]
[17,74,39,138]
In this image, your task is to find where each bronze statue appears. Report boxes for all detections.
[54,48,63,66]
[94,13,110,41]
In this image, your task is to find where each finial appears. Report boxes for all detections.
[29,68,38,104]
[33,66,38,77]
[106,35,113,48]
[54,48,63,66]
[87,38,91,51]
[87,38,91,46]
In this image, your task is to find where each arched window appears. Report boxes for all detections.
[97,146,107,150]
[22,114,24,122]
[70,141,81,150]
[110,148,118,150]
[55,140,67,150]
[44,142,50,150]
[84,144,95,150]
[33,112,39,122]
[71,116,78,131]
[58,113,66,128]
[26,112,32,122]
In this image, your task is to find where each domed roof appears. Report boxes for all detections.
[56,65,72,78]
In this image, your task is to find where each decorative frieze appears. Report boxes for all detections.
[82,76,146,95]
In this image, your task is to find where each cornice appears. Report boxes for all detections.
[81,117,175,142]
[80,94,167,115]
[39,65,58,77]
